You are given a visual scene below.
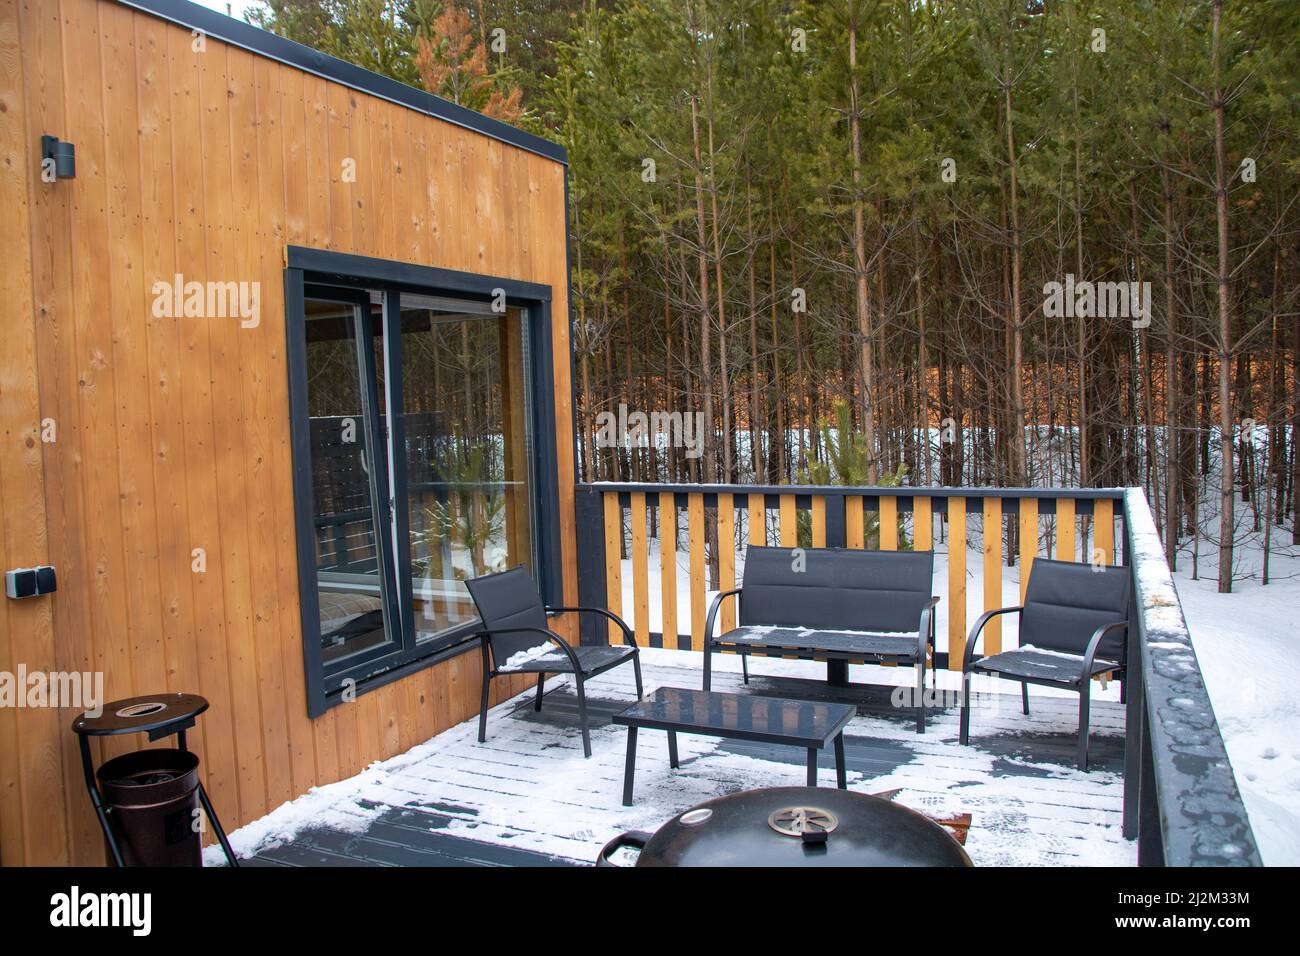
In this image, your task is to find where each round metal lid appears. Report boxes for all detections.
[635,787,971,868]
[71,693,209,737]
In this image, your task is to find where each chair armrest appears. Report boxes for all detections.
[546,605,637,648]
[917,596,941,661]
[962,606,1024,672]
[1080,621,1127,684]
[480,625,582,673]
[704,588,743,648]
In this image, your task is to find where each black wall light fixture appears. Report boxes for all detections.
[40,135,75,180]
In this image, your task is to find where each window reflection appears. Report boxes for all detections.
[397,295,534,641]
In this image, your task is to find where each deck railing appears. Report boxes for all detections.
[573,481,1260,866]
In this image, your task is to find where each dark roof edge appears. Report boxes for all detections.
[114,0,568,166]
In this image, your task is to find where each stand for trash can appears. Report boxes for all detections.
[72,693,239,867]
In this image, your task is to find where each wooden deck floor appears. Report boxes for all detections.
[229,650,1135,867]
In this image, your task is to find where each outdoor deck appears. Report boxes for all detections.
[221,650,1134,867]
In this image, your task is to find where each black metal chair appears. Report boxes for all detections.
[959,558,1130,771]
[465,566,642,758]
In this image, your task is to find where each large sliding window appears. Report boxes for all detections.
[286,250,560,716]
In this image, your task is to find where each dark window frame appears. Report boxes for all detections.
[285,247,563,718]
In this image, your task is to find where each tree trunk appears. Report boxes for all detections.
[1211,0,1234,593]
[1162,164,1181,567]
[847,6,879,481]
[1003,58,1028,486]
[688,89,716,486]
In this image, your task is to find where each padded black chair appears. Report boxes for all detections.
[465,566,642,758]
[959,558,1131,771]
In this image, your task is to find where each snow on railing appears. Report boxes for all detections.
[1121,488,1260,866]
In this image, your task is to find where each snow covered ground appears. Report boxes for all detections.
[1170,528,1300,865]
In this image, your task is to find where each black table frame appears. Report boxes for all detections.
[612,689,855,806]
[73,696,239,867]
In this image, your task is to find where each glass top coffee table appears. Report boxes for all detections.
[612,687,856,806]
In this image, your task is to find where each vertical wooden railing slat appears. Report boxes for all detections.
[914,496,932,550]
[1019,497,1038,605]
[602,492,624,644]
[879,496,898,550]
[811,496,827,548]
[846,496,865,549]
[659,492,678,650]
[947,497,967,669]
[718,494,737,632]
[983,496,1002,654]
[748,493,765,546]
[779,494,796,547]
[1057,497,1077,561]
[1094,498,1114,565]
[630,492,650,646]
[688,493,705,649]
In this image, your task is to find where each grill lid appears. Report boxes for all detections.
[629,786,971,867]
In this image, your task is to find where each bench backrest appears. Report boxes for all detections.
[1020,558,1131,661]
[739,546,935,634]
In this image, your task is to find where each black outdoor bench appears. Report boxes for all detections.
[959,557,1131,771]
[466,566,643,758]
[703,546,939,733]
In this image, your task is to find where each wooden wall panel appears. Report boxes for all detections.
[3,0,575,865]
[1,0,64,867]
[19,0,104,865]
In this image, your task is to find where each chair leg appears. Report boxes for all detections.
[575,673,592,758]
[915,656,926,734]
[703,643,712,691]
[959,671,972,746]
[478,672,491,743]
[632,651,644,699]
[742,653,749,684]
[1077,685,1091,772]
[1021,682,1030,716]
[534,673,546,711]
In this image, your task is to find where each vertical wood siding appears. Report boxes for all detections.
[1,0,573,865]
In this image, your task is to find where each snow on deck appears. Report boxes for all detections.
[209,649,1135,867]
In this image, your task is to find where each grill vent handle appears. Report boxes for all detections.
[801,828,829,846]
[596,830,651,867]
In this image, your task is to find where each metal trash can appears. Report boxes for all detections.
[96,748,202,867]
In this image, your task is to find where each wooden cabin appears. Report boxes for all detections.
[0,0,576,865]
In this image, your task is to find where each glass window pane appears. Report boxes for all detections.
[397,294,534,642]
[304,297,398,668]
